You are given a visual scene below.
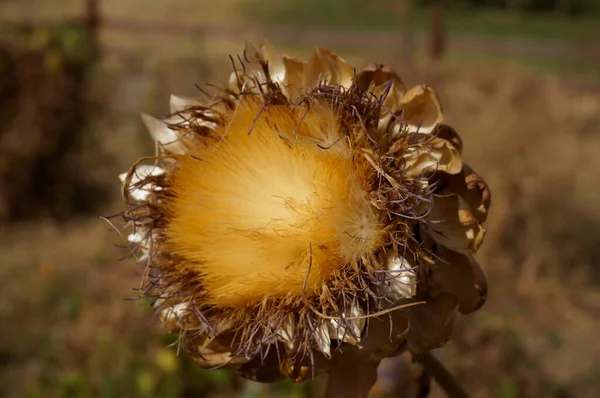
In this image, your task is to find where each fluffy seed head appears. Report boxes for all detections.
[116,40,492,387]
[167,99,382,306]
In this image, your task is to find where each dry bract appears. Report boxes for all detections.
[118,39,491,395]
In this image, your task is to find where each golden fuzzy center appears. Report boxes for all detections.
[167,99,382,307]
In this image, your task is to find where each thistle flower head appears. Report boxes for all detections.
[118,40,491,391]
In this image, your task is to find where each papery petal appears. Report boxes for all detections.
[431,246,488,314]
[404,293,458,353]
[355,63,406,94]
[328,303,365,344]
[169,95,203,114]
[260,38,286,84]
[400,85,444,134]
[127,185,154,201]
[449,164,492,223]
[314,322,332,358]
[320,48,354,88]
[141,113,186,154]
[384,254,417,300]
[379,80,404,114]
[189,337,250,368]
[422,192,486,255]
[403,138,462,178]
[434,124,463,154]
[127,232,143,244]
[119,164,164,184]
[159,302,203,332]
[120,164,165,201]
[227,41,267,93]
[282,55,305,87]
[192,348,245,368]
[432,138,463,174]
[131,164,165,181]
[277,314,296,351]
[304,47,353,89]
[228,70,244,92]
[243,41,262,64]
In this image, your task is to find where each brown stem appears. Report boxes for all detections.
[412,352,468,398]
[416,366,431,398]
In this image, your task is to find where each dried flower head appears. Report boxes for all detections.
[117,40,491,395]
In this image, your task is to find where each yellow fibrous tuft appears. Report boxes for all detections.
[168,98,383,307]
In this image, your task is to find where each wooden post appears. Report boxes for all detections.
[85,0,100,40]
[392,0,414,64]
[428,3,446,61]
[84,0,101,59]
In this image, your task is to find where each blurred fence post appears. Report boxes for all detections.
[427,3,446,61]
[392,0,415,64]
[85,0,101,56]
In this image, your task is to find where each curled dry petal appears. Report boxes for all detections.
[189,338,250,368]
[169,95,203,115]
[449,164,492,224]
[127,230,151,261]
[355,63,406,93]
[422,191,486,255]
[399,85,444,134]
[260,38,286,84]
[315,321,332,358]
[140,113,186,154]
[384,254,417,301]
[304,47,354,89]
[431,245,488,314]
[373,81,405,140]
[159,302,203,332]
[127,232,144,244]
[328,303,365,344]
[403,137,463,178]
[119,164,165,184]
[119,164,165,202]
[404,292,458,353]
[435,124,463,154]
[282,55,305,93]
[276,314,296,351]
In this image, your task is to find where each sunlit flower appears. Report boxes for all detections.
[118,40,491,394]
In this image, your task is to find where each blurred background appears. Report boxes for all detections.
[1,0,599,397]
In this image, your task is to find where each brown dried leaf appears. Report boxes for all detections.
[404,293,458,353]
[431,245,488,314]
[325,346,380,398]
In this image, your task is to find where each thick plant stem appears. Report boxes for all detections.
[412,352,468,398]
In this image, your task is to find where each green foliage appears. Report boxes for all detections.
[499,377,520,398]
[412,0,598,15]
